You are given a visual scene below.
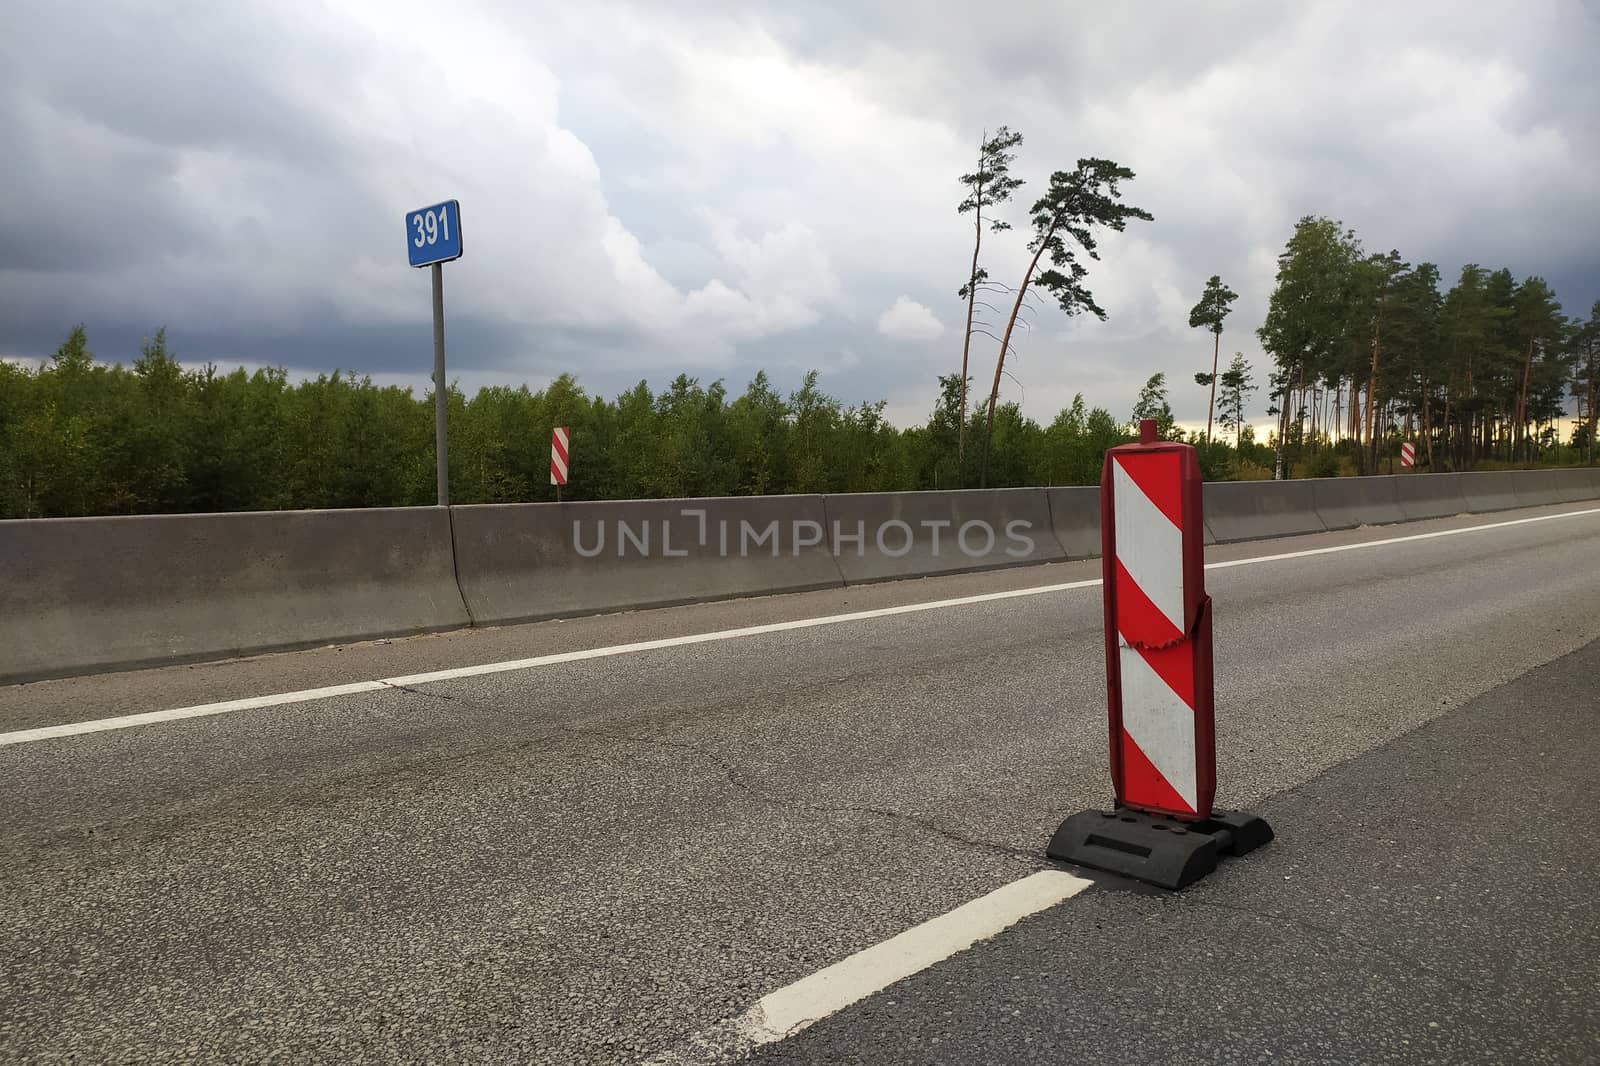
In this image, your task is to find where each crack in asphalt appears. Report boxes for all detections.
[12,676,1047,869]
[384,682,1043,867]
[579,726,1043,865]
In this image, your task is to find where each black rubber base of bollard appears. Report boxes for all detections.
[1047,807,1274,891]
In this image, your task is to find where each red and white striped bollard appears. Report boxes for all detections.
[551,427,570,497]
[1047,418,1272,889]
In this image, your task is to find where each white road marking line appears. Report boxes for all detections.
[645,870,1095,1065]
[0,682,389,746]
[381,574,1101,687]
[4,504,1598,749]
[0,581,1099,748]
[1204,505,1600,570]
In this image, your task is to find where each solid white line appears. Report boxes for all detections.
[645,870,1094,1064]
[380,575,1103,687]
[0,682,389,746]
[0,580,1098,749]
[3,504,1597,749]
[1203,505,1600,570]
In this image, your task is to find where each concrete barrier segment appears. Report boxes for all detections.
[820,489,1063,584]
[1394,472,1471,521]
[1044,486,1102,559]
[1309,476,1405,530]
[1202,480,1326,543]
[1457,471,1523,514]
[0,507,469,683]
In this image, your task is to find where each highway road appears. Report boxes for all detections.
[3,501,1599,1064]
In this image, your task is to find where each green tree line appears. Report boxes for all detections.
[6,327,1247,518]
[1251,215,1600,476]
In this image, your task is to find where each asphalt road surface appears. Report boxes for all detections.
[3,501,1598,1064]
[752,635,1600,1066]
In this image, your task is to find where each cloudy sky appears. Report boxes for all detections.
[2,0,1596,427]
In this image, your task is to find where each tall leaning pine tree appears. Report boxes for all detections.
[981,157,1153,484]
[1188,274,1238,445]
[956,126,1024,462]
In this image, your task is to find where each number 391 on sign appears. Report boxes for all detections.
[405,199,463,268]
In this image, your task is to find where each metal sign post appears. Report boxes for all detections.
[406,199,463,507]
[431,263,448,506]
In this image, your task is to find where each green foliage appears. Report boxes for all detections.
[0,327,1149,518]
[1024,158,1156,323]
[957,127,1026,238]
[1130,373,1179,440]
[1254,213,1592,474]
[1571,301,1600,462]
[1258,217,1363,383]
[1187,275,1238,335]
[1303,450,1342,479]
[1037,394,1121,485]
[1216,353,1257,448]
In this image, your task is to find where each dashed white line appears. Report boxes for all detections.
[3,504,1597,749]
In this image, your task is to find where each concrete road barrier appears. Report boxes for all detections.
[1395,472,1470,521]
[1555,468,1596,503]
[1511,470,1564,508]
[1457,472,1523,513]
[821,489,1062,584]
[1045,486,1102,559]
[12,468,1600,684]
[1309,476,1405,530]
[1514,468,1596,507]
[451,495,844,625]
[1203,481,1325,542]
[0,507,469,684]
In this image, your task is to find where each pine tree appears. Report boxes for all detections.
[956,127,1024,464]
[1187,275,1238,444]
[982,157,1152,484]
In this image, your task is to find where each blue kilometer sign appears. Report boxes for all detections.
[406,199,462,268]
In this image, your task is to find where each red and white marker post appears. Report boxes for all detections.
[1401,441,1416,468]
[551,426,570,500]
[1103,419,1214,820]
[1048,419,1272,889]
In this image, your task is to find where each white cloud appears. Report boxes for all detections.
[877,297,945,342]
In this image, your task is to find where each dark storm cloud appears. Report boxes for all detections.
[0,81,215,272]
[21,5,350,163]
[0,3,364,274]
[1,0,1596,426]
